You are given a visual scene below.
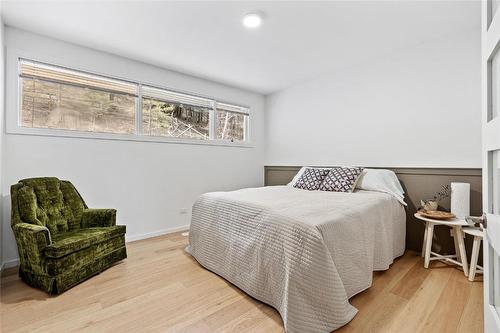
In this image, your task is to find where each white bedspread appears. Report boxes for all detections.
[187,186,406,333]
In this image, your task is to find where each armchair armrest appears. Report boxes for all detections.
[12,223,52,272]
[81,209,116,228]
[13,222,52,246]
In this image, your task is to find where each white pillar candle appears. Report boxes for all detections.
[450,182,470,219]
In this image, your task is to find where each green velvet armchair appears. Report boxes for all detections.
[11,177,127,294]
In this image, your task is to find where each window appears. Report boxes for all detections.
[17,59,250,145]
[141,86,211,140]
[20,60,137,134]
[216,102,249,142]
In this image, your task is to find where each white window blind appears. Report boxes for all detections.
[216,102,249,115]
[20,59,137,96]
[142,85,214,109]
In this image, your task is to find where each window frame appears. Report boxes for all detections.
[8,54,253,148]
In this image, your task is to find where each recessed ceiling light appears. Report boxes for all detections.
[242,12,263,29]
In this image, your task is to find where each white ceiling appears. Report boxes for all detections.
[1,1,480,94]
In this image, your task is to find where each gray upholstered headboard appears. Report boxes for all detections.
[264,166,482,254]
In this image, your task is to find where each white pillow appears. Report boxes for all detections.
[356,169,407,205]
[288,167,331,186]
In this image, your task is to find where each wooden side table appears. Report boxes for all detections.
[462,227,484,281]
[414,213,469,276]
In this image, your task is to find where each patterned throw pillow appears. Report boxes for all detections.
[293,168,331,191]
[319,167,364,192]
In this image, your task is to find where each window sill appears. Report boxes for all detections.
[6,127,255,148]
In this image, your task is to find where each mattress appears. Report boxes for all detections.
[187,185,406,333]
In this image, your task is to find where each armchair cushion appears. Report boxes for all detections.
[15,178,88,234]
[46,225,126,258]
[17,187,40,226]
[46,236,125,275]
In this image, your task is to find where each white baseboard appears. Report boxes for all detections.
[1,258,20,271]
[125,225,190,242]
[0,225,190,270]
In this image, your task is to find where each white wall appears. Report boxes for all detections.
[0,11,5,268]
[265,28,481,168]
[1,27,265,267]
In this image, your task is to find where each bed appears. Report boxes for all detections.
[187,175,406,333]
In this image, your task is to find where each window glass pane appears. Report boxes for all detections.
[19,60,137,134]
[489,1,500,28]
[490,246,500,316]
[492,50,500,121]
[142,97,209,140]
[216,110,247,141]
[216,102,248,142]
[493,150,500,214]
[21,77,136,134]
[493,1,500,21]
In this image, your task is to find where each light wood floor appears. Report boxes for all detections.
[1,231,483,333]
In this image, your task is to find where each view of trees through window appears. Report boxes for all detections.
[142,98,209,140]
[216,110,246,141]
[19,59,249,143]
[21,78,136,134]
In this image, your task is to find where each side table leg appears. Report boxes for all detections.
[422,222,429,258]
[468,236,481,282]
[453,228,461,262]
[424,222,434,268]
[454,226,469,276]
